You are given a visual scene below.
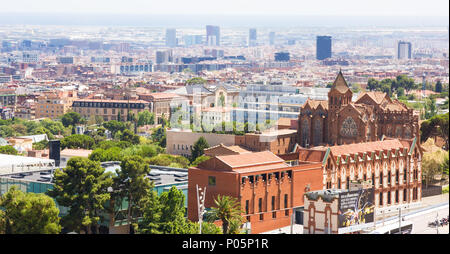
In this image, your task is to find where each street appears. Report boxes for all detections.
[410,206,449,234]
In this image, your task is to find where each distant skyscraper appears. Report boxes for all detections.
[156,50,173,64]
[249,28,257,47]
[316,36,332,60]
[269,32,275,45]
[398,41,412,59]
[274,52,290,62]
[165,29,177,47]
[206,25,220,46]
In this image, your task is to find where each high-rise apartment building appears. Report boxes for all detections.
[156,50,173,64]
[269,32,275,45]
[184,35,203,47]
[165,28,177,47]
[249,28,257,46]
[398,41,412,59]
[316,36,332,60]
[275,52,290,62]
[206,25,220,46]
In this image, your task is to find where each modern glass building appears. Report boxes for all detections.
[316,36,332,60]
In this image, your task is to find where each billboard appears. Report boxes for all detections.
[338,188,375,233]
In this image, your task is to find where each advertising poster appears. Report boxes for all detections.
[338,188,375,232]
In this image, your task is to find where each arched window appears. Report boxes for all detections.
[404,127,411,139]
[386,125,393,137]
[313,118,322,146]
[302,118,310,147]
[395,126,402,137]
[340,117,358,137]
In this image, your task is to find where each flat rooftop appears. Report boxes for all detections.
[101,162,188,186]
[0,163,188,187]
[0,154,55,175]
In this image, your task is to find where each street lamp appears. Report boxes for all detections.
[197,184,207,234]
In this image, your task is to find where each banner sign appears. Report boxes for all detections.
[338,188,375,233]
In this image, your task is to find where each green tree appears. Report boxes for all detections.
[186,77,207,85]
[420,113,449,149]
[94,140,133,150]
[441,155,449,176]
[0,145,18,155]
[397,87,405,98]
[351,83,362,93]
[137,110,155,127]
[138,190,162,234]
[60,134,95,149]
[0,125,15,137]
[89,147,122,162]
[367,78,380,91]
[120,144,162,158]
[119,129,140,145]
[48,157,113,234]
[158,186,191,234]
[207,195,243,234]
[61,112,83,127]
[40,119,66,136]
[103,120,129,136]
[151,126,166,147]
[113,155,152,233]
[190,155,211,167]
[145,154,190,168]
[0,186,61,234]
[32,140,49,150]
[191,137,209,162]
[422,149,447,188]
[435,80,443,93]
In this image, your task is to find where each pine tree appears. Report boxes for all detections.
[191,136,209,162]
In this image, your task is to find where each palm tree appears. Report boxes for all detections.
[207,195,243,234]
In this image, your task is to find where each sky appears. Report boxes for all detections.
[2,0,449,16]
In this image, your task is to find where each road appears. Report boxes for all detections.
[409,206,449,234]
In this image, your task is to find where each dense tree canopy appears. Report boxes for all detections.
[48,157,113,234]
[151,126,166,147]
[186,77,207,85]
[137,110,155,127]
[0,186,61,234]
[119,129,140,145]
[61,112,83,127]
[113,155,152,233]
[420,113,449,149]
[103,120,130,136]
[0,145,18,155]
[60,134,95,150]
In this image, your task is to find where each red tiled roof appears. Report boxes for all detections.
[355,91,388,105]
[73,98,149,104]
[329,139,408,157]
[330,71,350,94]
[216,151,287,169]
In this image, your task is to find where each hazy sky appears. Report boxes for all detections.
[3,0,449,16]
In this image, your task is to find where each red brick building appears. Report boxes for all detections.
[280,137,423,209]
[188,151,323,234]
[298,71,420,147]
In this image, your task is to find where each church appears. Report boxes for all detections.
[298,71,420,147]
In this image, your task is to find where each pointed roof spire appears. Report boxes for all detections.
[330,70,350,94]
